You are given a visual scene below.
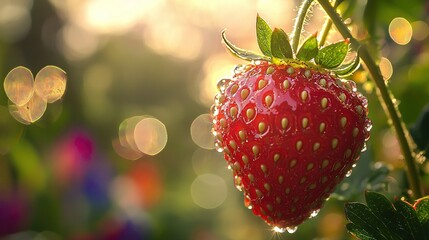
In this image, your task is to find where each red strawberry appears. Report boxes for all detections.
[211,16,371,231]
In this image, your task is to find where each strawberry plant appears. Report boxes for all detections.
[210,0,428,237]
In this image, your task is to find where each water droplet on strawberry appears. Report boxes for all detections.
[210,105,219,116]
[273,226,286,233]
[310,209,320,218]
[346,170,353,177]
[365,121,373,132]
[286,226,298,233]
[215,142,224,152]
[244,197,253,209]
[217,79,232,93]
[234,64,245,74]
[361,143,367,152]
[346,80,357,92]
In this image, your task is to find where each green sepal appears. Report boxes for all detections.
[222,30,270,61]
[256,14,272,57]
[296,33,318,61]
[334,52,361,77]
[270,28,293,59]
[315,39,350,69]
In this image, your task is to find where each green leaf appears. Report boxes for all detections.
[270,28,293,60]
[365,192,411,240]
[315,39,350,69]
[221,30,270,62]
[344,202,390,240]
[415,197,429,236]
[334,52,361,77]
[296,33,318,61]
[394,200,426,240]
[345,191,429,240]
[346,223,379,240]
[256,14,272,57]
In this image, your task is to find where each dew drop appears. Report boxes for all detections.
[352,163,357,168]
[217,79,231,93]
[310,209,320,218]
[234,64,244,74]
[361,143,367,152]
[273,226,286,233]
[210,105,219,116]
[347,80,357,92]
[346,170,353,177]
[214,94,225,106]
[365,121,373,132]
[286,226,298,233]
[215,142,224,152]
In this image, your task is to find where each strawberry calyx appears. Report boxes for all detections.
[222,15,360,78]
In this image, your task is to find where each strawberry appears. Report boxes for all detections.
[210,16,371,231]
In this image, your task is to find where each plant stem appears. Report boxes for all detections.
[317,0,423,199]
[318,0,341,46]
[319,20,332,46]
[291,0,314,53]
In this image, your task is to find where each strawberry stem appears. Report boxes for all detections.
[317,0,424,199]
[318,0,341,46]
[291,0,315,53]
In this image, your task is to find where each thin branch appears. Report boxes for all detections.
[317,0,423,199]
[291,0,315,53]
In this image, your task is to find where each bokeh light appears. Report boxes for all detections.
[4,66,34,106]
[118,116,168,157]
[3,65,67,125]
[190,113,215,150]
[110,176,142,215]
[83,0,147,34]
[317,211,346,239]
[198,53,242,106]
[34,65,67,103]
[8,93,47,125]
[0,0,32,42]
[379,57,393,81]
[57,23,100,61]
[389,17,412,45]
[118,116,145,154]
[191,173,227,209]
[380,129,403,169]
[134,117,168,156]
[411,20,429,41]
[112,138,142,160]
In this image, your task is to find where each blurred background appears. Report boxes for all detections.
[0,0,428,239]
